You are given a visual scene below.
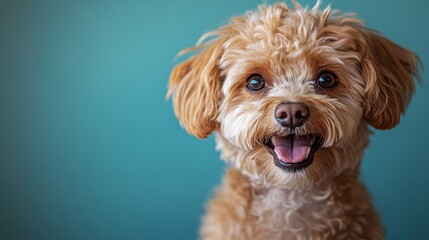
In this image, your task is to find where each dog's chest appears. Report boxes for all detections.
[250,186,348,239]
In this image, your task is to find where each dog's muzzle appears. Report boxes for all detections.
[265,102,323,171]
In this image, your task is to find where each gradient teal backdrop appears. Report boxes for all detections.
[0,0,428,239]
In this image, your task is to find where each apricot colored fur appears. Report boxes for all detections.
[168,2,420,239]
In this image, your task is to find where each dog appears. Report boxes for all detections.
[167,1,420,239]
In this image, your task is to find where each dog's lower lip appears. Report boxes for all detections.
[264,135,323,172]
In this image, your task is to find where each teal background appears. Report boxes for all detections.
[0,0,428,239]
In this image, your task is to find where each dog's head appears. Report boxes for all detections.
[167,2,420,187]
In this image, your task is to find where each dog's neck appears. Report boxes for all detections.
[249,167,361,208]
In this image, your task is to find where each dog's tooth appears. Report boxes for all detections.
[305,148,311,159]
[274,148,282,159]
[310,137,315,146]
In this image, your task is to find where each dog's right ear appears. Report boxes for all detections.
[167,37,225,139]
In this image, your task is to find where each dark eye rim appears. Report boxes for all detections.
[246,74,266,92]
[316,71,338,88]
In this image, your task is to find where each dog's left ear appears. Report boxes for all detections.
[167,37,225,139]
[362,30,420,130]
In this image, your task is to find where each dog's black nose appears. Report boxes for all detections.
[275,102,309,128]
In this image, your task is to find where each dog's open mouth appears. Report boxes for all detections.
[265,134,323,171]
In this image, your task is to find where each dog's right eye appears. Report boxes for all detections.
[246,74,265,92]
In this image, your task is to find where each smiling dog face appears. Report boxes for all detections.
[168,2,419,188]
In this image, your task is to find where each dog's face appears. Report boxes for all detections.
[168,3,419,187]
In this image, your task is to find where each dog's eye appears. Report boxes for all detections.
[246,74,265,92]
[316,72,338,88]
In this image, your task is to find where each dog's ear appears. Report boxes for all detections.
[167,38,225,138]
[361,30,420,130]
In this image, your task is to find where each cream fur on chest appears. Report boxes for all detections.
[201,168,383,240]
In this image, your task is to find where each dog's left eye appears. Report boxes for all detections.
[316,72,338,88]
[246,74,265,92]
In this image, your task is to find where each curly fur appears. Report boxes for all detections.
[167,1,420,239]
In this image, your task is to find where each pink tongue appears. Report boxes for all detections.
[272,135,312,163]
